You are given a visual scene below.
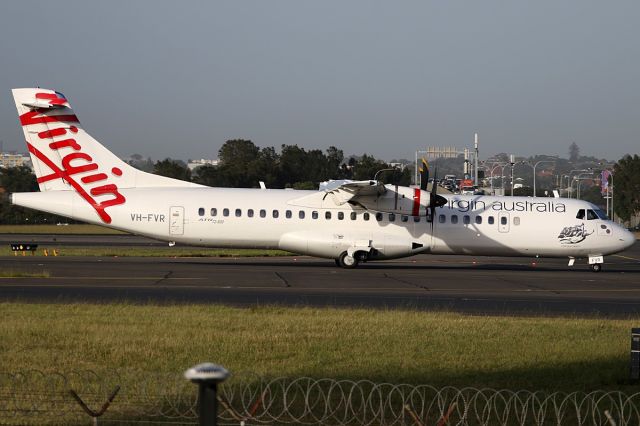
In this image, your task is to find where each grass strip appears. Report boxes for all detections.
[0,246,291,257]
[0,269,50,278]
[0,302,637,393]
[0,224,125,234]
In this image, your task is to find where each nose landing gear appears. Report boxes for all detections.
[590,263,602,272]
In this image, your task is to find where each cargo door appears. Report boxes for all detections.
[169,206,184,235]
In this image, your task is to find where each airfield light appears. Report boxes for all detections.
[185,362,230,425]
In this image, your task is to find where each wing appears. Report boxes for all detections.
[323,180,387,205]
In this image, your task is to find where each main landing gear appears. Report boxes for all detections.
[336,251,369,269]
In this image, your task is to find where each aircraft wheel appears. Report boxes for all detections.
[338,252,359,269]
[590,263,602,273]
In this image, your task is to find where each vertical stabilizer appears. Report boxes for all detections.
[12,88,200,224]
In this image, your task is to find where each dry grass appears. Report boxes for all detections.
[0,246,290,257]
[0,303,637,392]
[0,224,125,234]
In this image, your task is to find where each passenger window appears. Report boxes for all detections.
[463,215,471,224]
[299,210,305,219]
[223,208,229,217]
[451,215,458,224]
[514,216,520,226]
[235,209,241,217]
[475,216,482,225]
[210,208,217,217]
[273,210,279,218]
[401,215,409,222]
[198,208,205,216]
[247,209,254,218]
[488,216,495,225]
[286,210,292,219]
[363,213,370,221]
[325,211,332,220]
[587,209,598,220]
[389,213,396,222]
[338,212,344,220]
[260,209,266,218]
[376,212,383,221]
[439,214,446,223]
[576,209,585,220]
[501,216,508,225]
[351,212,357,220]
[312,211,318,219]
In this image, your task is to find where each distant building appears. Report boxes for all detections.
[188,159,219,171]
[388,162,406,171]
[0,152,32,170]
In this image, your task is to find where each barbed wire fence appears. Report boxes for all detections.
[1,370,639,425]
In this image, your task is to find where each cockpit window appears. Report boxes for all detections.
[576,209,585,220]
[586,209,598,220]
[594,209,609,220]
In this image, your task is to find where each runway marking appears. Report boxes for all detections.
[613,254,640,262]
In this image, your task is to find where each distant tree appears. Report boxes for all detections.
[215,139,262,187]
[613,154,640,222]
[127,153,154,172]
[569,142,580,163]
[191,164,218,187]
[0,166,68,224]
[0,166,38,193]
[153,158,191,181]
[351,154,389,181]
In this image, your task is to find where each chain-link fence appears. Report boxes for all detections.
[1,370,638,425]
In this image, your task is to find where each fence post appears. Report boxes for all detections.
[185,363,230,426]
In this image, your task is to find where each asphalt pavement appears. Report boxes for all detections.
[0,239,638,316]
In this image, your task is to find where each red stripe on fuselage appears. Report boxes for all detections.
[412,188,421,216]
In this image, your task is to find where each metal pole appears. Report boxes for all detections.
[185,363,230,426]
[198,382,219,426]
[474,133,479,186]
[611,172,615,222]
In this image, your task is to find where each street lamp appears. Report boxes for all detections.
[486,162,508,195]
[566,169,590,198]
[572,172,594,200]
[520,157,557,197]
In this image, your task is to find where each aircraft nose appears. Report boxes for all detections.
[619,227,637,251]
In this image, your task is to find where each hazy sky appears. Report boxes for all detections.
[1,1,638,162]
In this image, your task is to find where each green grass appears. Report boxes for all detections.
[0,302,637,392]
[0,224,125,234]
[0,269,50,278]
[0,246,290,257]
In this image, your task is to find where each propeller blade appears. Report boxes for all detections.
[419,158,429,191]
[428,166,446,232]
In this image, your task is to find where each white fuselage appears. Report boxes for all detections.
[13,187,635,261]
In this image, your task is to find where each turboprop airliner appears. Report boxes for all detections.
[9,88,635,271]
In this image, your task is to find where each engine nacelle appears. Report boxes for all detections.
[357,186,431,216]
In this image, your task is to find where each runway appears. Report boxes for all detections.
[1,241,639,316]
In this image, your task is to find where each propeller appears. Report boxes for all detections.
[419,158,429,191]
[427,166,447,232]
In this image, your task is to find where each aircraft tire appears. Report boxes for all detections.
[590,263,602,272]
[338,252,359,269]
